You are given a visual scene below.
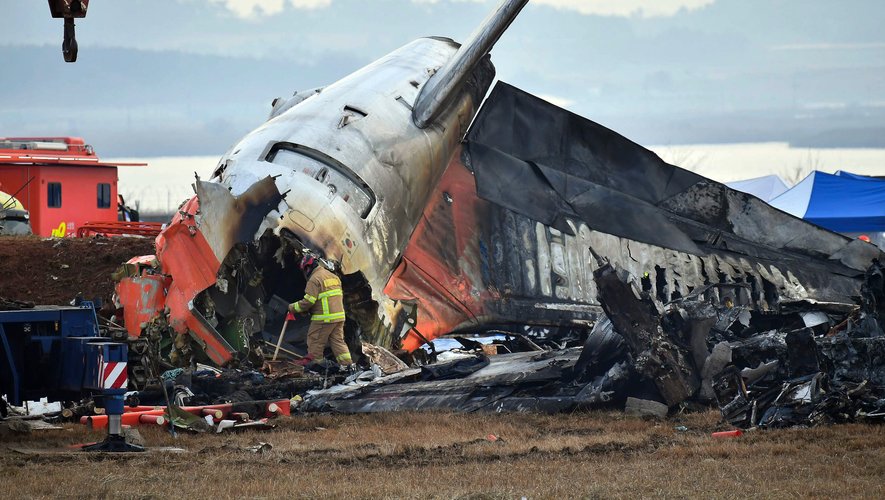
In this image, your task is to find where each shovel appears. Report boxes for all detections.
[273,311,296,360]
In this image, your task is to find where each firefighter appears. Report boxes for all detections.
[289,255,353,367]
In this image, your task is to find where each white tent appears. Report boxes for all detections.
[726,175,789,202]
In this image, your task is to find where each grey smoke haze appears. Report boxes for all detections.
[1,0,884,155]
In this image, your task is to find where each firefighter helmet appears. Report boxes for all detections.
[299,255,317,271]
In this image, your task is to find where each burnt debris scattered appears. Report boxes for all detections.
[297,260,885,429]
[6,261,884,433]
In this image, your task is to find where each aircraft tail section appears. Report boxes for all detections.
[412,0,528,128]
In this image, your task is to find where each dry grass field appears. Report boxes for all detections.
[2,410,884,499]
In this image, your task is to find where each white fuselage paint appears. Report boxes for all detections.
[205,38,825,337]
[209,38,483,330]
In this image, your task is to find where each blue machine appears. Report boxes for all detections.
[0,303,143,452]
[0,304,102,406]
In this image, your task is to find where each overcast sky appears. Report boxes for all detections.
[2,0,884,155]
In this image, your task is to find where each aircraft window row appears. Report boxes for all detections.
[268,145,375,218]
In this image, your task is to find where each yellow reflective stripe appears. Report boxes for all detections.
[291,302,302,313]
[304,294,317,304]
[311,312,346,322]
[312,312,345,319]
[336,352,352,362]
[321,297,330,315]
[323,278,341,287]
[317,289,343,299]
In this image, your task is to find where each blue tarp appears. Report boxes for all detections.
[770,171,885,232]
[835,170,884,181]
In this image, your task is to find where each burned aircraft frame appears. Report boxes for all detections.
[113,0,883,393]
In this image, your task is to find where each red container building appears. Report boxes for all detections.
[0,137,145,237]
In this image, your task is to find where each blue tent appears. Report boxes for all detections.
[835,170,884,181]
[727,175,789,202]
[770,171,885,232]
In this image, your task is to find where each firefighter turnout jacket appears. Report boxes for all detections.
[291,266,345,323]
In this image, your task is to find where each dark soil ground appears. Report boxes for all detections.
[0,235,154,306]
[2,410,884,498]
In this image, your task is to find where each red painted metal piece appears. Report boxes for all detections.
[117,273,169,338]
[76,221,164,238]
[114,195,235,365]
[154,198,232,365]
[82,400,290,429]
[385,145,491,351]
[712,429,744,438]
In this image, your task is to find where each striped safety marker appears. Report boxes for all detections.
[102,362,128,390]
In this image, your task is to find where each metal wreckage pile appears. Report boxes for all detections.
[116,259,885,431]
[8,2,883,436]
[295,259,885,430]
[99,84,885,432]
[24,255,885,433]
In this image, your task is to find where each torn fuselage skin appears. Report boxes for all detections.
[202,37,494,353]
[383,82,883,351]
[116,37,495,369]
[388,138,870,352]
[115,40,883,374]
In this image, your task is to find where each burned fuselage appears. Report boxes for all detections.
[210,36,494,348]
[115,0,882,375]
[389,82,883,350]
[115,2,516,371]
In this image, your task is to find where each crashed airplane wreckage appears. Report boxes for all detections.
[110,0,884,425]
[301,261,885,427]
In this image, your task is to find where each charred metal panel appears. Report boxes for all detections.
[463,83,881,302]
[388,147,602,351]
[302,349,583,413]
[593,263,699,405]
[155,200,230,366]
[388,82,883,351]
[466,83,879,276]
[392,148,862,350]
[194,177,284,264]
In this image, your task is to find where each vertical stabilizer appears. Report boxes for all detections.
[412,0,528,128]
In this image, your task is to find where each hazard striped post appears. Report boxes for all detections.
[96,346,128,440]
[82,342,144,452]
[100,359,127,438]
[102,361,128,390]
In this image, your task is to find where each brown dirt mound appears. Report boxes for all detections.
[0,236,155,305]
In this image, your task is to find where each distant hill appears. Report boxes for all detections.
[2,44,884,155]
[0,45,365,156]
